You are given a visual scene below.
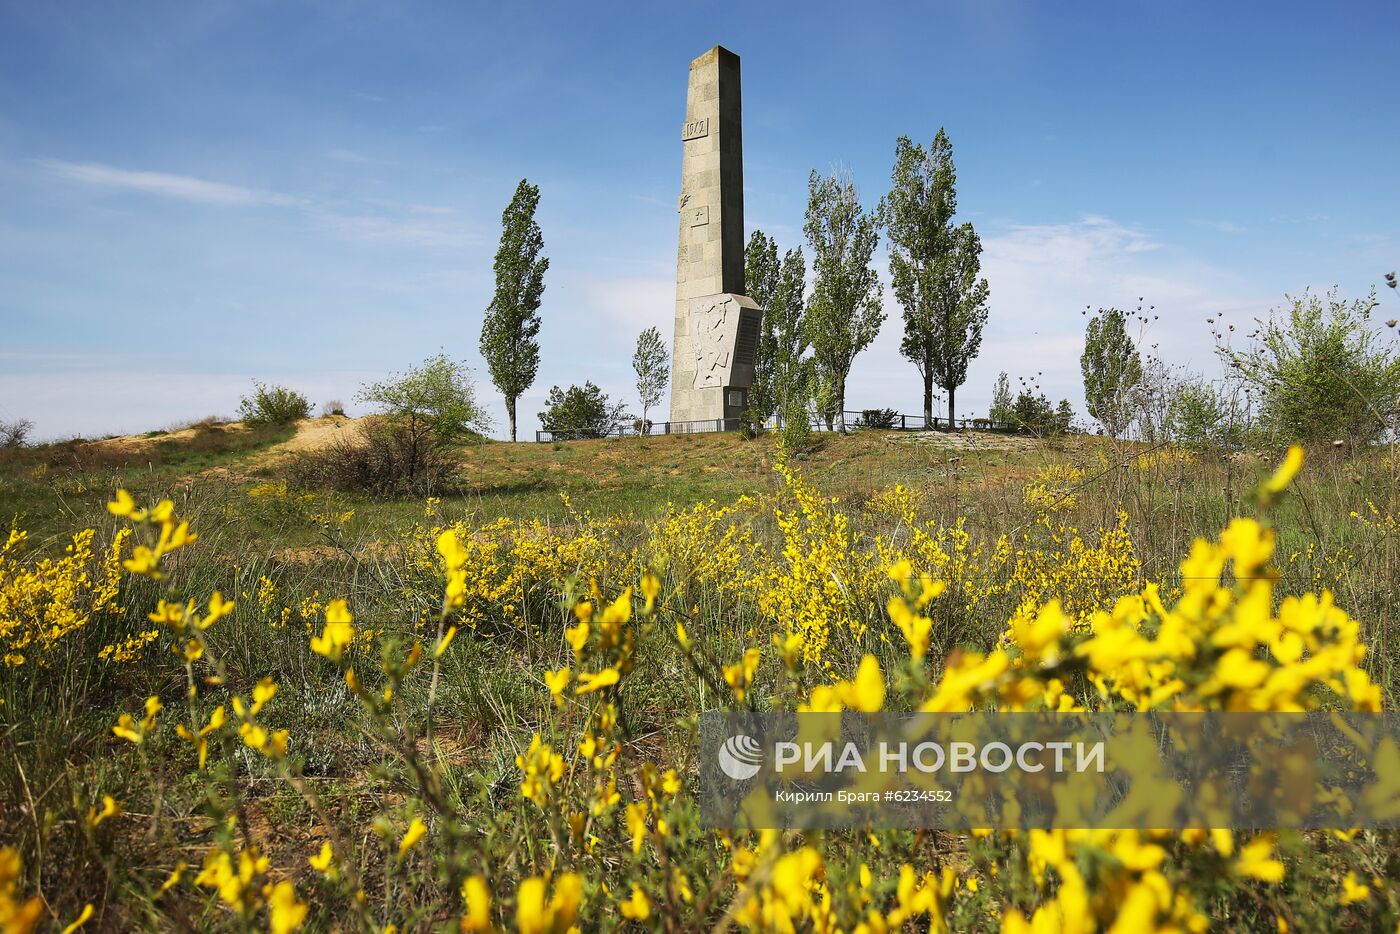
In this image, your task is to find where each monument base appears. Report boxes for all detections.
[669,292,762,425]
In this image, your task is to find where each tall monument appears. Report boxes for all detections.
[669,46,762,427]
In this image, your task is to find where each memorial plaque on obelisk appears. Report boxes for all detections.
[669,46,763,427]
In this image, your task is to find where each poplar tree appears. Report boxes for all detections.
[745,231,809,422]
[632,326,668,432]
[804,169,883,433]
[480,179,547,441]
[882,129,989,427]
[1081,307,1143,438]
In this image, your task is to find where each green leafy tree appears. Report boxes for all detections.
[745,231,809,423]
[357,354,489,483]
[1081,307,1143,438]
[1011,390,1060,435]
[1166,378,1244,451]
[988,372,1014,426]
[539,382,626,440]
[882,129,990,427]
[745,231,780,309]
[1054,399,1075,434]
[480,179,548,442]
[1219,288,1400,443]
[632,327,668,433]
[804,169,883,433]
[745,231,779,425]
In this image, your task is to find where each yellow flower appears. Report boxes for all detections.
[148,599,191,631]
[625,801,648,854]
[461,875,492,931]
[619,884,651,921]
[435,625,458,657]
[269,729,289,758]
[59,904,94,934]
[544,667,571,705]
[201,705,227,736]
[565,621,590,656]
[515,873,581,934]
[251,677,278,714]
[308,842,336,878]
[199,591,235,629]
[239,722,268,752]
[310,600,355,661]
[85,795,121,828]
[575,667,620,695]
[838,655,885,712]
[1265,444,1305,494]
[112,713,143,744]
[722,648,761,702]
[157,863,186,895]
[398,817,428,858]
[640,572,661,613]
[107,489,140,519]
[888,596,933,661]
[267,881,308,934]
[1340,870,1370,905]
[1236,834,1285,882]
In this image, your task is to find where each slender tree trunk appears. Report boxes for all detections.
[835,377,847,434]
[923,371,934,429]
[948,385,957,430]
[506,396,517,442]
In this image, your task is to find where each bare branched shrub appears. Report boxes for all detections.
[0,418,34,448]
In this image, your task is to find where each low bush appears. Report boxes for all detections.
[238,381,311,425]
[860,407,900,429]
[285,418,459,495]
[778,400,817,453]
[539,382,624,439]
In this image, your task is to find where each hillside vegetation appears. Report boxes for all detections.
[3,423,1399,931]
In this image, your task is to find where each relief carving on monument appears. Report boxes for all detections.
[689,296,735,389]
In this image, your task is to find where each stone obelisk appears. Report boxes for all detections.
[669,45,762,427]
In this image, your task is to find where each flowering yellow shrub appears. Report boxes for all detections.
[755,464,884,662]
[1005,511,1140,626]
[0,525,127,666]
[1023,463,1085,518]
[5,444,1396,931]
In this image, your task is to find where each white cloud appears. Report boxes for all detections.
[311,211,484,251]
[36,159,297,207]
[35,156,485,251]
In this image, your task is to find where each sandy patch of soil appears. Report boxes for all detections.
[888,430,1044,453]
[82,420,252,453]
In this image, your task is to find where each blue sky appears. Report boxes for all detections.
[2,1,1397,439]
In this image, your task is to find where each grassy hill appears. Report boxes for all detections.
[3,420,1399,930]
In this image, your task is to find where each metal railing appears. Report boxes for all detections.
[535,411,1021,442]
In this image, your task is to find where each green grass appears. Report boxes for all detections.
[3,426,1399,929]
